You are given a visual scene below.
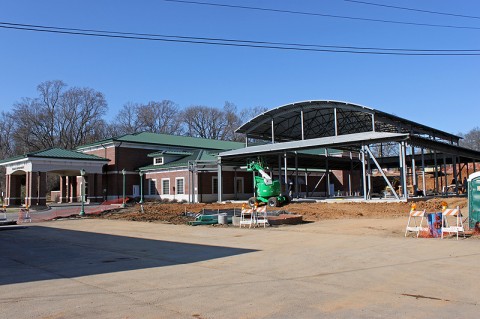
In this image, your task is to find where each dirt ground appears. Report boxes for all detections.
[98,197,468,225]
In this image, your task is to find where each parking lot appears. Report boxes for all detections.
[1,218,479,318]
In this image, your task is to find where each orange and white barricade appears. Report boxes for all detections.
[240,205,269,228]
[441,206,465,240]
[255,205,269,228]
[405,209,427,237]
[240,207,255,228]
[17,208,31,223]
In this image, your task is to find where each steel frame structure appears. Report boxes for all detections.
[217,100,480,202]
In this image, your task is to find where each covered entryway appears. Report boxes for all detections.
[0,148,108,207]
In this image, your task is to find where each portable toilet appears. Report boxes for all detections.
[468,172,480,229]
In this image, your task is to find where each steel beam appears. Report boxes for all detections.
[365,145,400,200]
[361,145,367,200]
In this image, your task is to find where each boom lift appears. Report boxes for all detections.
[246,160,288,207]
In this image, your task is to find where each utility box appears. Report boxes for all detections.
[468,172,480,229]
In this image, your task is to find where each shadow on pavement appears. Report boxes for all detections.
[0,226,257,285]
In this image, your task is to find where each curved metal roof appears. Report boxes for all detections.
[236,100,460,143]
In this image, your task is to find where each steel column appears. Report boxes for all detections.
[217,158,222,202]
[300,109,305,140]
[443,154,447,195]
[453,155,458,195]
[334,108,338,136]
[271,119,275,144]
[421,148,426,197]
[325,149,330,197]
[284,152,288,195]
[434,150,438,194]
[295,152,299,198]
[361,145,367,200]
[411,145,417,195]
[366,148,371,199]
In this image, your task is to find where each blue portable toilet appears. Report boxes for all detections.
[468,172,480,229]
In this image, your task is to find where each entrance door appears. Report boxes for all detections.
[133,185,140,197]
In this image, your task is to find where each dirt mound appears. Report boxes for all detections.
[97,197,467,225]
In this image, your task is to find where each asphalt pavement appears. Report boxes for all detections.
[0,218,479,318]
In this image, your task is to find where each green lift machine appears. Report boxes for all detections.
[246,160,288,207]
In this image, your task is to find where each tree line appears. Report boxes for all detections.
[0,80,267,160]
[1,79,479,161]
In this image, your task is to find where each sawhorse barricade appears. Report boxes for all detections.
[18,208,31,223]
[405,209,427,237]
[441,206,465,240]
[240,205,269,228]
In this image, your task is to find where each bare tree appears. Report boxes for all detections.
[11,98,51,151]
[137,100,182,134]
[239,105,269,143]
[0,111,15,158]
[460,127,480,151]
[110,100,182,136]
[240,105,269,124]
[182,102,242,140]
[10,81,108,152]
[37,80,67,147]
[111,102,144,136]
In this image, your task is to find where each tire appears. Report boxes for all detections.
[267,197,278,207]
[248,197,258,208]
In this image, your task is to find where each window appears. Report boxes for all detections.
[176,178,184,195]
[212,177,218,194]
[154,157,164,165]
[162,178,170,195]
[235,177,244,194]
[148,179,158,195]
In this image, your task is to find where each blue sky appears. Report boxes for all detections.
[0,0,479,134]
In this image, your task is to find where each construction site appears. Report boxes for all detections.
[2,100,480,318]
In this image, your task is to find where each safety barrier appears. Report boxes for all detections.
[240,205,269,228]
[405,209,427,237]
[18,208,31,223]
[441,206,465,240]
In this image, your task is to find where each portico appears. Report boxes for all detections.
[0,148,108,206]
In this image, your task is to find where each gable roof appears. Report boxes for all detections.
[0,148,108,164]
[77,132,245,151]
[140,149,217,171]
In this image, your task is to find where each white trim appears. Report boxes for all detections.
[161,178,170,195]
[107,170,141,175]
[144,168,188,174]
[77,143,116,153]
[175,177,185,195]
[154,157,164,165]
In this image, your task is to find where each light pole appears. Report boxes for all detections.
[139,171,144,204]
[121,169,126,208]
[79,169,86,216]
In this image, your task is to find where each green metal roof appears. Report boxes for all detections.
[147,150,193,157]
[140,150,217,171]
[0,148,108,164]
[77,132,245,151]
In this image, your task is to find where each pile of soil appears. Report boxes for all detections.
[98,197,468,225]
